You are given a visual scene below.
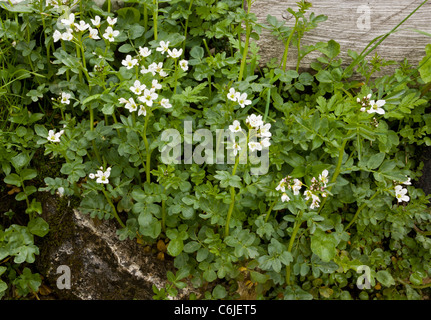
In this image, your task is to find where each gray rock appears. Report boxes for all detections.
[36,196,189,300]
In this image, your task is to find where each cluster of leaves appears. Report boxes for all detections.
[1,0,431,300]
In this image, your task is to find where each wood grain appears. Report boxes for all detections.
[250,0,431,75]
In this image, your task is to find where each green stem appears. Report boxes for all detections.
[264,200,277,223]
[344,190,380,231]
[224,155,240,238]
[286,210,303,285]
[173,59,178,94]
[102,188,125,228]
[238,14,251,82]
[143,113,151,183]
[161,198,166,233]
[143,4,148,30]
[182,0,194,52]
[153,0,158,41]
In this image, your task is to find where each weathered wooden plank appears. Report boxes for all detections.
[250,0,431,75]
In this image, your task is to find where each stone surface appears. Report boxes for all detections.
[250,0,431,74]
[36,196,189,300]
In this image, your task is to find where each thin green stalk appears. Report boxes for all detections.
[344,191,380,231]
[286,210,303,285]
[153,0,158,41]
[173,59,179,94]
[264,200,277,223]
[143,4,148,30]
[182,0,194,52]
[102,188,125,228]
[225,155,240,238]
[142,113,151,183]
[161,198,166,233]
[238,6,252,82]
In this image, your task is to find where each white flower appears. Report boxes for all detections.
[53,30,62,42]
[394,185,410,203]
[227,88,237,102]
[88,27,100,40]
[232,142,241,156]
[61,29,74,41]
[139,46,151,58]
[90,15,101,27]
[142,62,163,76]
[60,13,75,27]
[103,26,119,42]
[139,89,158,107]
[246,114,263,128]
[167,48,183,59]
[281,193,290,202]
[160,98,172,109]
[156,40,170,54]
[259,123,271,138]
[154,62,164,74]
[367,100,386,115]
[60,92,71,104]
[179,59,188,71]
[125,98,138,112]
[107,16,117,26]
[89,173,95,179]
[122,55,138,69]
[75,20,90,32]
[130,80,146,95]
[319,169,329,187]
[47,129,64,143]
[229,120,242,133]
[310,194,321,209]
[118,97,128,105]
[304,190,313,201]
[248,141,262,152]
[159,70,168,77]
[237,92,252,108]
[260,137,271,148]
[403,176,412,185]
[151,79,162,91]
[292,179,302,195]
[95,167,111,184]
[138,105,146,116]
[276,178,287,193]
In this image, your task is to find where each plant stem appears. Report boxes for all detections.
[143,113,151,183]
[286,210,303,285]
[102,188,125,228]
[264,199,277,223]
[238,3,251,82]
[344,191,380,231]
[161,198,166,233]
[225,155,240,238]
[153,0,158,41]
[182,0,194,52]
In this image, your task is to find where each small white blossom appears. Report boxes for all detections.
[47,129,65,143]
[151,79,162,91]
[367,100,386,115]
[319,169,329,187]
[107,16,117,26]
[60,13,75,27]
[88,27,100,40]
[229,120,242,133]
[95,167,111,184]
[259,123,271,138]
[292,179,302,195]
[60,92,71,104]
[139,46,151,58]
[167,48,183,59]
[118,97,128,105]
[159,70,168,77]
[89,173,95,179]
[232,142,241,156]
[260,137,271,148]
[179,59,188,71]
[138,105,146,116]
[130,80,146,95]
[227,88,237,102]
[75,20,90,32]
[403,176,412,185]
[394,185,410,203]
[310,194,321,209]
[53,30,62,42]
[122,55,138,69]
[156,40,170,54]
[61,29,74,41]
[276,178,287,193]
[248,141,262,152]
[103,26,119,42]
[90,15,101,28]
[125,98,138,112]
[160,98,172,109]
[236,92,252,108]
[139,89,158,107]
[246,114,263,129]
[281,193,290,202]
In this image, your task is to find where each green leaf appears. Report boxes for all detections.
[212,284,227,299]
[11,153,30,170]
[419,44,431,83]
[167,238,184,257]
[367,152,385,170]
[376,270,395,287]
[310,230,338,262]
[4,173,22,187]
[315,70,334,83]
[20,168,37,181]
[27,217,49,237]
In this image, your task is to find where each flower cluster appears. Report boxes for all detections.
[89,167,111,184]
[357,94,386,115]
[227,88,252,108]
[275,169,329,209]
[245,114,271,152]
[53,14,120,43]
